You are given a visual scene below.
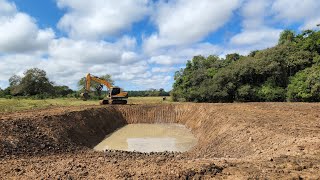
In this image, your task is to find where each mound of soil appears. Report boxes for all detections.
[0,103,319,179]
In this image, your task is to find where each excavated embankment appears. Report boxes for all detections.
[0,103,320,179]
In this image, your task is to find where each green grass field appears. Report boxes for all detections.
[0,97,173,113]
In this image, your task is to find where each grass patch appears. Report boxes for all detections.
[128,96,173,104]
[0,97,174,113]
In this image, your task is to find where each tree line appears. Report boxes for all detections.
[171,30,320,102]
[128,89,170,97]
[0,68,75,99]
[0,69,169,99]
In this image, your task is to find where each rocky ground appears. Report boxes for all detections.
[0,103,319,179]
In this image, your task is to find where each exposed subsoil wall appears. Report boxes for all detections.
[1,103,320,161]
[0,107,127,157]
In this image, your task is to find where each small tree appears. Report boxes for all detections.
[0,88,3,98]
[53,85,74,97]
[8,75,22,95]
[278,30,295,45]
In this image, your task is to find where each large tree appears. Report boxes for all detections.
[9,68,53,96]
[20,68,54,96]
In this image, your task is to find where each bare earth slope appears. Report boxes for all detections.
[0,103,319,179]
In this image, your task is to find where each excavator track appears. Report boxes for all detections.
[99,100,109,105]
[110,100,127,105]
[99,100,127,105]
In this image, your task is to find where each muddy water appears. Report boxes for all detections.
[94,124,197,153]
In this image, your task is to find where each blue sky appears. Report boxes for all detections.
[0,0,319,91]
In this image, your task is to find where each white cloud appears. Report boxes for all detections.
[48,37,140,65]
[149,55,176,65]
[0,54,44,81]
[131,75,172,90]
[0,1,54,54]
[230,28,282,47]
[303,17,320,30]
[49,38,120,64]
[57,0,151,39]
[143,0,241,53]
[115,35,138,50]
[272,0,320,30]
[228,0,282,53]
[241,0,271,29]
[148,42,222,65]
[272,0,319,21]
[226,0,320,55]
[0,0,16,16]
[151,67,176,73]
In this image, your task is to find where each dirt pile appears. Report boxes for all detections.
[0,103,320,179]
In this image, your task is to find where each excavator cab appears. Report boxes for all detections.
[111,87,121,96]
[106,87,128,105]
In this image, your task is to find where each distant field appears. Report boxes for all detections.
[0,97,173,113]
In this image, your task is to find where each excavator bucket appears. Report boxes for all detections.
[80,92,90,101]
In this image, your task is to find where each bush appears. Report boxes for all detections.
[257,84,286,102]
[236,85,258,102]
[287,65,320,102]
[5,95,12,99]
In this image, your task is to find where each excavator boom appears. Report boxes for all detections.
[85,73,112,90]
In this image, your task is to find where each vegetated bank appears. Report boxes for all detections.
[172,30,320,102]
[0,103,319,179]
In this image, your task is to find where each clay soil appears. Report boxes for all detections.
[0,103,319,179]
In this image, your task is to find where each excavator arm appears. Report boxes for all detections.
[84,73,113,92]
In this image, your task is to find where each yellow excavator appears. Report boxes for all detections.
[80,73,128,105]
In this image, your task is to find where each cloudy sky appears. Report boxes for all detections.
[0,0,319,91]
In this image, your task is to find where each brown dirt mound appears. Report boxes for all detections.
[0,103,320,179]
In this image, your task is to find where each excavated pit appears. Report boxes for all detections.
[1,103,320,159]
[1,103,320,179]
